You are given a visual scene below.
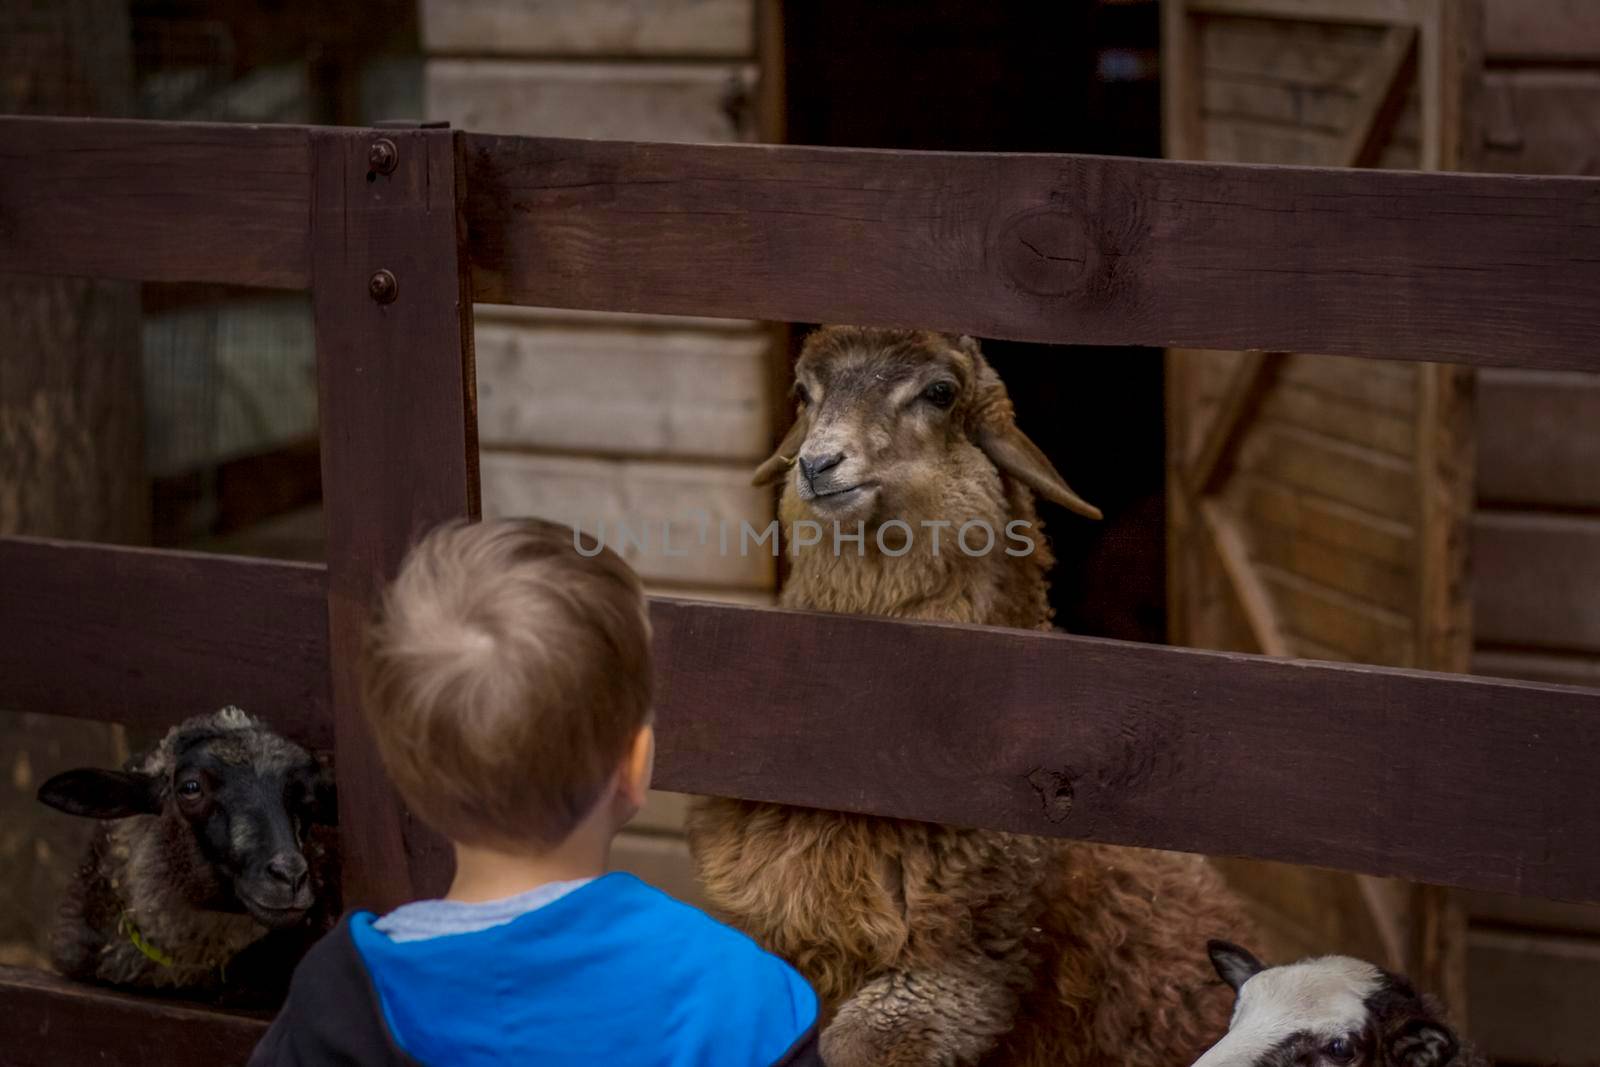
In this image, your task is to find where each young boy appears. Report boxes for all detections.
[250,519,820,1066]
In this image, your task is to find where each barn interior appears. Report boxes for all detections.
[2,1,1597,1062]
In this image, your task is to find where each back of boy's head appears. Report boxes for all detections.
[360,518,652,851]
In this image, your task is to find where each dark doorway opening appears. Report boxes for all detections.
[781,0,1166,642]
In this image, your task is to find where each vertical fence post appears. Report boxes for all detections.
[310,125,479,912]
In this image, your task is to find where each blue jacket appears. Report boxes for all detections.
[249,873,821,1067]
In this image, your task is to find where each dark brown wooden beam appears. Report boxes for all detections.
[0,537,331,749]
[311,126,479,912]
[647,596,1600,905]
[0,964,268,1066]
[0,117,310,289]
[462,133,1600,372]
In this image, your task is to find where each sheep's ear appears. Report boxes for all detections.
[965,345,1101,521]
[37,769,162,819]
[976,424,1103,520]
[1208,940,1266,992]
[1393,1020,1456,1067]
[752,417,810,487]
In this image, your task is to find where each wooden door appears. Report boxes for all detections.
[1162,0,1480,1016]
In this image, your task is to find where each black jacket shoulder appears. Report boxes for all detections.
[247,916,421,1067]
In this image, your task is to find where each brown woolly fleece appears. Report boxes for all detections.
[688,327,1251,1067]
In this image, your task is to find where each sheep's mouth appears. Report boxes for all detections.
[237,893,312,928]
[803,481,877,506]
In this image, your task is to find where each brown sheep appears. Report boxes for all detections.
[687,326,1251,1067]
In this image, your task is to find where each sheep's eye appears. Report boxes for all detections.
[794,383,812,406]
[1324,1037,1355,1063]
[177,779,202,798]
[921,381,956,409]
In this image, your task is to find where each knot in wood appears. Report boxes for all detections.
[1000,208,1091,298]
[1026,767,1075,824]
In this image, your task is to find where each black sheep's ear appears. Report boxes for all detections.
[1208,939,1266,992]
[1393,1019,1456,1067]
[37,769,162,819]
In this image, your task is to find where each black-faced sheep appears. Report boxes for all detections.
[1198,940,1488,1067]
[687,327,1252,1067]
[36,706,338,1006]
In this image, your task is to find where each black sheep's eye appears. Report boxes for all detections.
[922,381,956,409]
[177,779,202,798]
[794,382,812,406]
[1325,1037,1355,1063]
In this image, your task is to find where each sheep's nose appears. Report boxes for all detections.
[266,853,309,893]
[798,451,844,483]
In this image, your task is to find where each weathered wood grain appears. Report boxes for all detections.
[428,61,757,142]
[479,452,775,588]
[1474,512,1600,653]
[647,597,1600,904]
[1259,564,1416,663]
[1480,71,1600,178]
[473,316,772,459]
[311,127,478,911]
[1188,0,1429,25]
[0,117,309,288]
[1239,425,1416,520]
[420,0,753,57]
[1277,353,1417,416]
[1475,649,1600,690]
[0,537,330,748]
[1246,516,1413,614]
[462,134,1600,371]
[1485,0,1600,60]
[1200,13,1390,93]
[0,964,268,1066]
[1260,384,1416,457]
[1468,928,1600,1064]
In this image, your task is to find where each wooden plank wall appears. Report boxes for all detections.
[1163,3,1475,1001]
[420,0,771,903]
[1463,3,1600,1061]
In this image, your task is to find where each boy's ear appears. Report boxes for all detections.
[38,769,163,819]
[619,724,655,810]
[1208,939,1266,993]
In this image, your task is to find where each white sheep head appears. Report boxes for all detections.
[1195,940,1461,1067]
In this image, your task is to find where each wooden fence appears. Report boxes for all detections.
[1,115,1598,1063]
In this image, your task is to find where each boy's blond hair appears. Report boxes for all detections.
[360,518,652,850]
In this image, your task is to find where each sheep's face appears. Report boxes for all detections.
[38,709,335,930]
[165,728,332,928]
[754,326,1100,531]
[1195,942,1458,1067]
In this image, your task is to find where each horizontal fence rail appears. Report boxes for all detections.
[650,597,1600,906]
[9,543,1596,905]
[0,537,331,749]
[0,964,267,1067]
[0,118,311,289]
[462,133,1600,372]
[5,118,1599,371]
